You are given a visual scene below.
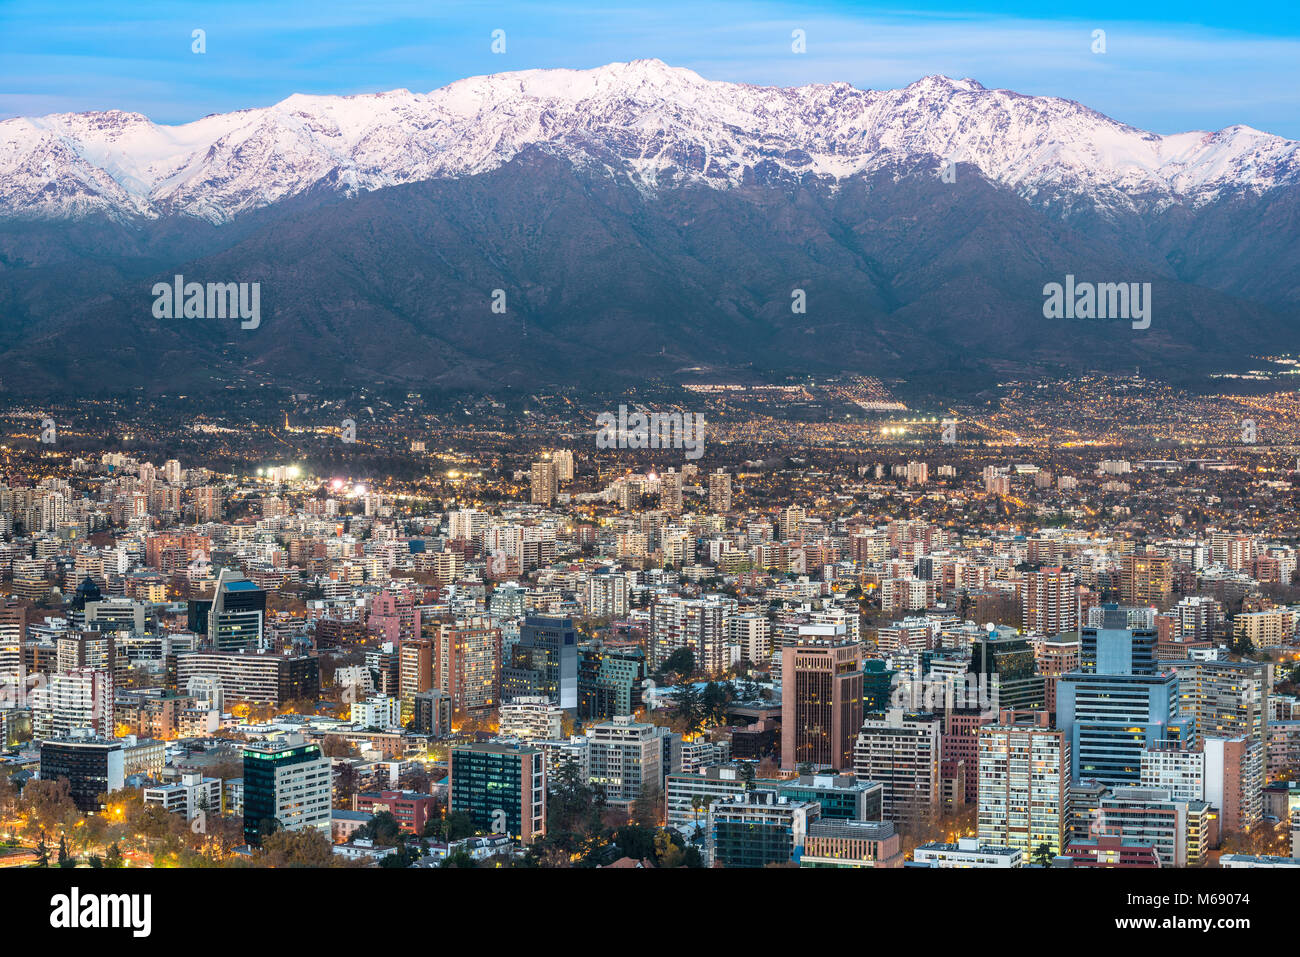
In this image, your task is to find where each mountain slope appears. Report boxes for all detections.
[2,60,1297,225]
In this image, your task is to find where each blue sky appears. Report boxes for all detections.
[2,0,1299,138]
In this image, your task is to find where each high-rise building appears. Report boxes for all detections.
[1081,605,1158,675]
[660,469,683,514]
[1097,786,1214,867]
[967,633,1044,712]
[650,596,732,675]
[587,714,663,805]
[32,668,114,740]
[977,710,1070,856]
[708,792,819,868]
[853,709,942,826]
[707,469,732,512]
[1172,657,1269,829]
[530,459,558,506]
[781,640,864,772]
[434,619,502,718]
[502,615,578,713]
[39,735,125,811]
[499,696,565,741]
[0,602,26,692]
[201,571,267,652]
[397,637,434,717]
[448,742,546,843]
[1020,567,1079,637]
[800,819,904,868]
[578,640,646,720]
[1056,670,1188,786]
[242,737,332,846]
[1120,550,1173,608]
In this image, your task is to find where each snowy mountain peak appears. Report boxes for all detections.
[0,61,1296,224]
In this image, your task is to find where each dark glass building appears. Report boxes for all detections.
[501,615,578,713]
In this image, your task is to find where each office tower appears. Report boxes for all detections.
[967,633,1045,711]
[499,696,565,741]
[1019,567,1079,637]
[707,792,820,867]
[1080,604,1158,675]
[1172,658,1269,829]
[585,569,629,618]
[412,689,452,737]
[434,619,502,718]
[587,714,663,804]
[776,774,884,821]
[175,651,320,706]
[39,735,125,811]
[800,819,904,868]
[578,640,646,720]
[862,659,897,713]
[203,570,267,652]
[530,459,558,506]
[977,710,1070,856]
[1056,669,1188,786]
[242,737,332,847]
[502,615,578,713]
[0,602,26,694]
[853,709,942,826]
[397,637,433,717]
[448,742,546,843]
[707,469,732,512]
[781,640,865,772]
[1120,549,1173,608]
[1096,786,1214,867]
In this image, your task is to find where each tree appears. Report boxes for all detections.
[660,648,695,680]
[673,682,703,735]
[105,843,124,869]
[321,736,360,759]
[655,829,685,868]
[630,786,662,828]
[57,835,73,868]
[260,829,337,867]
[1032,842,1054,867]
[614,824,657,862]
[357,811,403,847]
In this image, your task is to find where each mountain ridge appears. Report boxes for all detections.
[2,59,1297,225]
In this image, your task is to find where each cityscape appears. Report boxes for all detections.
[2,0,1298,937]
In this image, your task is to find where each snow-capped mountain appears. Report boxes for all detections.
[1,59,1296,224]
